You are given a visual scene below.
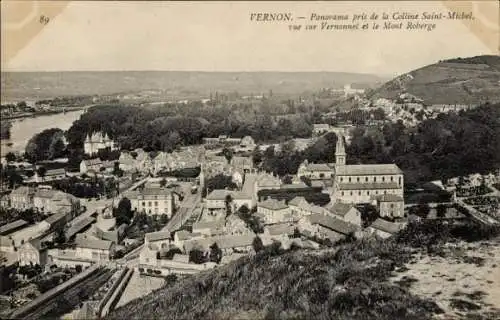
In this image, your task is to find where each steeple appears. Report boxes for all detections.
[335,135,346,166]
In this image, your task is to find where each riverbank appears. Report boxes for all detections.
[1,106,88,121]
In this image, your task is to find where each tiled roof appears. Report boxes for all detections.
[145,231,171,242]
[325,203,356,217]
[45,168,66,176]
[43,212,67,225]
[10,186,34,196]
[65,217,96,239]
[172,253,189,264]
[335,164,403,176]
[206,189,232,200]
[313,124,330,130]
[0,235,15,247]
[140,188,172,196]
[34,189,57,199]
[370,218,402,234]
[75,235,113,251]
[373,194,404,202]
[288,196,309,208]
[306,163,333,172]
[83,158,103,166]
[307,214,358,235]
[280,183,308,190]
[266,223,296,236]
[337,182,400,190]
[258,199,288,211]
[175,230,191,241]
[215,234,255,249]
[0,220,28,235]
[192,219,225,231]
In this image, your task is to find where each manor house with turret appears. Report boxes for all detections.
[84,132,118,155]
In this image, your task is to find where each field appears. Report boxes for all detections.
[1,71,385,102]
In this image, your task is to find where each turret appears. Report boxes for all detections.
[335,135,346,166]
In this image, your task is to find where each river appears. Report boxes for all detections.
[0,110,85,157]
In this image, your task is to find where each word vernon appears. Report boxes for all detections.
[250,13,292,22]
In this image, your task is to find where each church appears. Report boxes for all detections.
[83,132,118,155]
[331,135,404,204]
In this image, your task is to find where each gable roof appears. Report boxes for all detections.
[0,220,28,236]
[307,214,358,235]
[145,231,171,242]
[45,168,66,176]
[10,186,34,196]
[43,212,67,225]
[266,223,296,236]
[305,163,333,172]
[258,199,288,211]
[172,253,189,264]
[75,235,113,251]
[206,189,232,200]
[335,164,403,176]
[192,219,225,231]
[374,194,404,202]
[325,203,357,217]
[83,158,103,166]
[338,182,400,190]
[370,218,403,234]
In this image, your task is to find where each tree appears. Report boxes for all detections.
[415,203,431,219]
[436,204,447,218]
[115,197,133,225]
[222,147,234,164]
[209,243,223,263]
[225,194,233,217]
[160,178,167,188]
[55,227,66,245]
[5,152,16,163]
[36,166,47,179]
[189,248,207,264]
[252,236,264,253]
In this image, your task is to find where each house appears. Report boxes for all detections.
[84,132,118,155]
[231,156,254,173]
[324,202,362,226]
[119,152,136,172]
[256,199,291,225]
[297,161,335,180]
[127,188,174,217]
[0,195,9,208]
[0,236,15,253]
[145,231,171,250]
[214,234,255,255]
[205,189,233,213]
[263,223,296,241]
[172,253,190,264]
[288,197,325,220]
[192,219,225,237]
[332,135,404,204]
[0,219,29,236]
[312,124,332,136]
[372,194,405,218]
[173,230,195,249]
[40,211,68,234]
[80,158,103,174]
[9,186,35,210]
[224,214,253,235]
[65,217,96,240]
[18,239,48,266]
[367,218,404,239]
[74,234,115,262]
[299,214,359,242]
[36,168,66,182]
[33,189,80,216]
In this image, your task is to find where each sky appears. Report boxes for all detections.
[2,1,498,76]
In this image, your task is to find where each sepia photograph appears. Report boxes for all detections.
[1,0,499,319]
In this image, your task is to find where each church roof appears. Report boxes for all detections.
[338,182,400,190]
[335,164,403,176]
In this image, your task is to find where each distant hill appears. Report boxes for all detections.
[1,71,386,103]
[369,55,500,105]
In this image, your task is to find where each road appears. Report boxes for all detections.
[163,189,201,233]
[455,199,500,226]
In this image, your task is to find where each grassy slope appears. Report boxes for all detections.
[109,239,444,320]
[370,55,500,105]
